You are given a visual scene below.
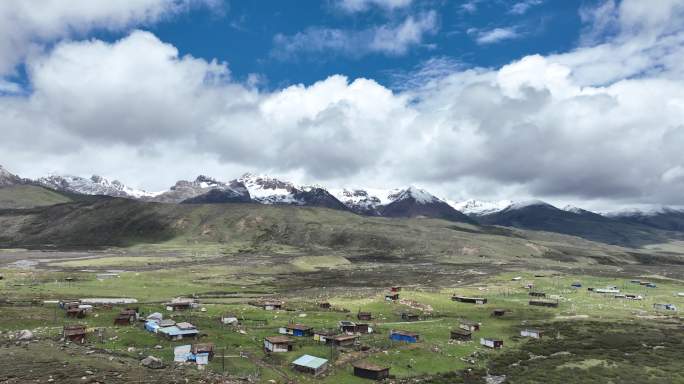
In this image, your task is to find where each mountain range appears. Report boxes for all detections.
[2,164,684,247]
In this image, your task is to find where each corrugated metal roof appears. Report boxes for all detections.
[159,326,199,336]
[292,354,328,369]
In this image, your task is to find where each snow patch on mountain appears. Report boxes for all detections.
[389,186,441,204]
[0,165,24,187]
[505,200,554,211]
[37,174,161,198]
[331,188,382,210]
[449,199,513,216]
[237,173,300,204]
[604,206,684,217]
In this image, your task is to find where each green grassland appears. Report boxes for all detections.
[1,268,683,383]
[2,200,684,382]
[0,184,72,209]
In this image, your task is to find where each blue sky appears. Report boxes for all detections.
[120,0,583,90]
[1,0,684,210]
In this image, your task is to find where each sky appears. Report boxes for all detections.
[1,0,684,211]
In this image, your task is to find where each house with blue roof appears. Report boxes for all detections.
[291,354,328,376]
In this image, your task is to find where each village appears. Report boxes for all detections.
[1,268,682,383]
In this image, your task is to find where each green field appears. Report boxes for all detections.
[1,200,684,383]
[1,263,683,383]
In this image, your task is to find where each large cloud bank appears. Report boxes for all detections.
[1,0,684,209]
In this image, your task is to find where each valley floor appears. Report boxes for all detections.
[1,245,684,383]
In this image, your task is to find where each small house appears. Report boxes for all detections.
[114,308,138,325]
[458,320,480,332]
[653,303,677,311]
[520,329,543,339]
[158,325,199,340]
[264,336,293,352]
[355,323,370,334]
[529,291,546,297]
[95,273,119,280]
[480,338,503,349]
[66,307,86,318]
[331,334,358,347]
[63,325,87,343]
[146,312,163,323]
[529,300,559,308]
[357,311,372,321]
[492,309,507,317]
[164,299,197,311]
[114,313,133,325]
[352,361,390,380]
[318,302,331,309]
[401,312,420,322]
[145,320,160,333]
[339,321,357,333]
[250,300,284,310]
[221,314,239,325]
[176,322,196,330]
[192,343,215,360]
[450,328,472,341]
[281,324,313,337]
[595,288,620,294]
[159,319,176,327]
[291,354,329,376]
[452,295,487,304]
[313,330,335,343]
[390,330,419,343]
[385,292,400,301]
[639,281,651,286]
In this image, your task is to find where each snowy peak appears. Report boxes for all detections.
[562,205,585,214]
[0,165,24,187]
[157,175,250,203]
[235,173,347,210]
[503,200,556,211]
[388,186,441,204]
[36,174,158,198]
[331,188,383,215]
[450,199,513,216]
[604,206,683,218]
[236,173,300,204]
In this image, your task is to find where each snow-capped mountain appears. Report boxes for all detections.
[237,173,301,204]
[449,199,513,216]
[605,206,684,231]
[0,165,24,187]
[153,175,250,204]
[36,174,159,198]
[236,173,348,210]
[603,206,684,218]
[330,188,385,215]
[379,186,475,223]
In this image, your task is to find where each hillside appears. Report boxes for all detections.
[1,197,677,269]
[0,185,74,209]
[475,201,676,247]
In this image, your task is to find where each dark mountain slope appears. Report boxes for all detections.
[476,202,672,247]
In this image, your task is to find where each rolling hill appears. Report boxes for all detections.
[475,201,675,247]
[2,197,681,269]
[0,184,74,209]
